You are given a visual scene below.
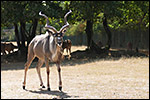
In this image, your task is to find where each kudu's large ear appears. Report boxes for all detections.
[45,28,56,34]
[61,29,67,36]
[46,29,55,36]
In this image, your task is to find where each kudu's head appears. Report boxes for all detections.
[39,10,72,47]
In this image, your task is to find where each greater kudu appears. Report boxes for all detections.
[23,10,72,91]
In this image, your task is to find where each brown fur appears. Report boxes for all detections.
[62,39,72,59]
[1,42,6,55]
[23,10,72,91]
[4,43,18,54]
[1,42,17,55]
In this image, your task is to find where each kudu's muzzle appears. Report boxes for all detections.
[54,33,63,47]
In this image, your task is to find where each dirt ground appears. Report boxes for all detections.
[1,48,149,99]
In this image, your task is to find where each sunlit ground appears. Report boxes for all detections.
[1,45,149,99]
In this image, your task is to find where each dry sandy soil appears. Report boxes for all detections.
[1,46,149,99]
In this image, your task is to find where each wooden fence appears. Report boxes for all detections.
[65,28,149,50]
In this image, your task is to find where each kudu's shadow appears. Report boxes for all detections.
[25,88,78,99]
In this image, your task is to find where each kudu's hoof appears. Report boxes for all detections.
[48,88,51,91]
[59,86,62,91]
[23,86,25,90]
[42,85,46,88]
[40,84,45,88]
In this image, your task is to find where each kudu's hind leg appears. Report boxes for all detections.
[68,48,71,60]
[36,60,45,88]
[66,48,68,56]
[66,48,70,60]
[56,63,62,91]
[23,51,35,90]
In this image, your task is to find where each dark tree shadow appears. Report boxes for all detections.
[1,48,148,71]
[24,88,79,99]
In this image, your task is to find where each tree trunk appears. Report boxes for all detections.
[19,21,27,55]
[85,20,93,49]
[85,17,111,54]
[14,23,20,50]
[103,14,112,50]
[20,21,26,48]
[85,20,102,53]
[27,18,38,46]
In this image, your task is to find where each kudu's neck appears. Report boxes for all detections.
[49,35,63,62]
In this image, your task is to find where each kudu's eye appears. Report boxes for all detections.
[62,29,66,33]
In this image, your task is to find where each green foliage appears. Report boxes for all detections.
[8,31,16,41]
[1,1,149,42]
[65,21,86,36]
[1,1,66,43]
[117,1,149,29]
[1,28,15,41]
[93,22,104,35]
[1,1,63,26]
[67,1,149,30]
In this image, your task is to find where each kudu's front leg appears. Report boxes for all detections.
[56,63,62,91]
[45,58,50,91]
